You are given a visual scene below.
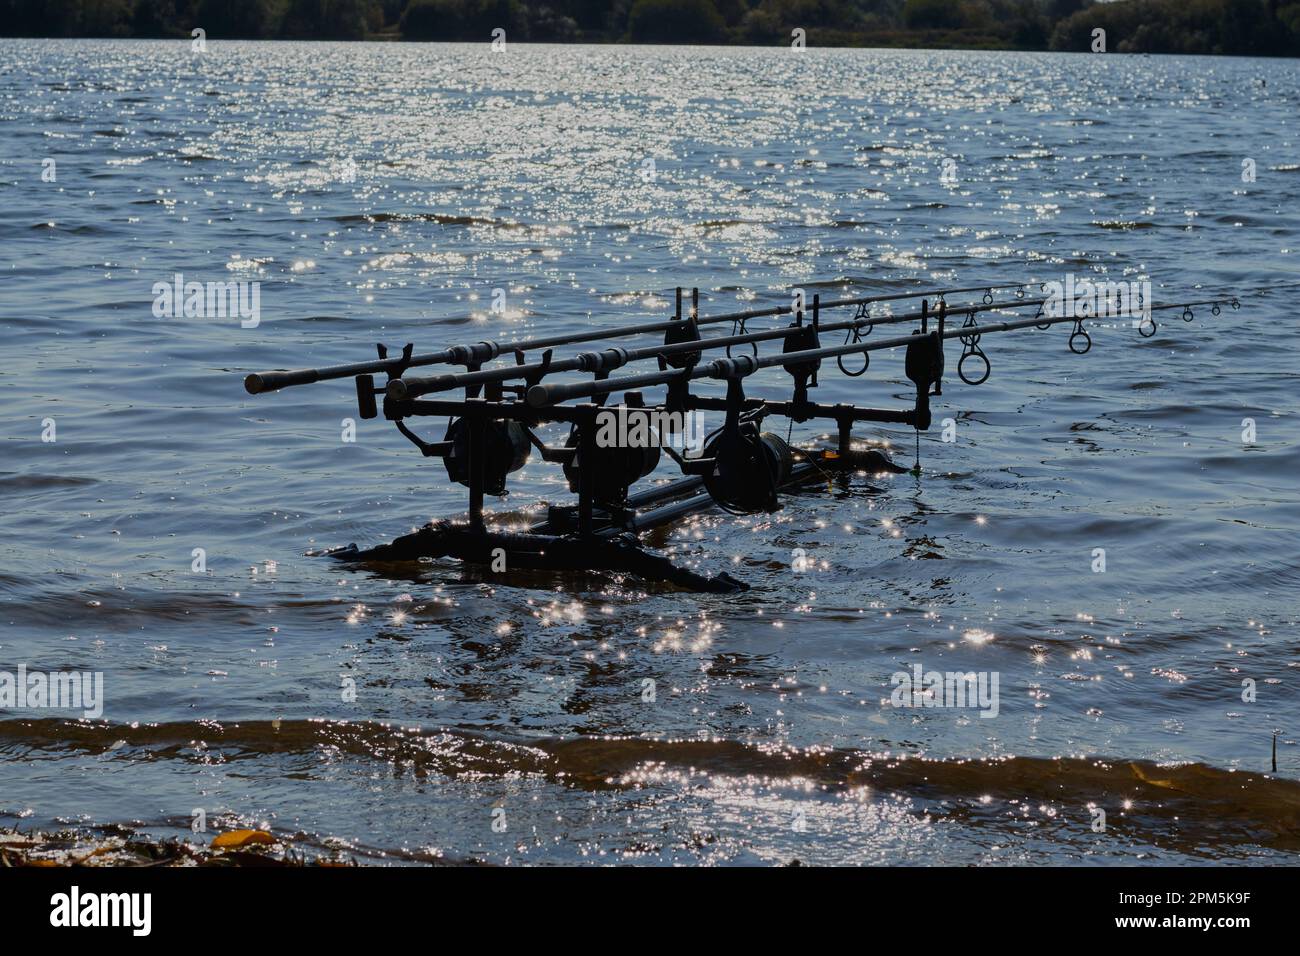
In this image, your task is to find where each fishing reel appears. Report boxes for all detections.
[364,343,535,497]
[561,422,661,506]
[673,372,794,514]
[556,393,662,505]
[700,419,794,515]
[442,416,530,495]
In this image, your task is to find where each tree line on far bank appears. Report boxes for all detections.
[5,0,1300,56]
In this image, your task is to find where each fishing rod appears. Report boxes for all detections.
[388,293,1052,400]
[243,280,1040,394]
[523,297,1237,408]
[510,293,1238,521]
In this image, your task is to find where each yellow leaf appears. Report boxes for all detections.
[211,829,277,849]
[71,846,111,865]
[1129,762,1177,789]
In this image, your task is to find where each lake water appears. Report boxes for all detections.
[1,38,1299,865]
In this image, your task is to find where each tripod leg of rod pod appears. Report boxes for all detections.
[467,407,486,532]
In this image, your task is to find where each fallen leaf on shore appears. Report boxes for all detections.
[211,829,277,849]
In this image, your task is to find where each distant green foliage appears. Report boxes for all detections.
[400,0,525,40]
[903,0,964,30]
[195,0,274,38]
[2,0,135,35]
[736,0,871,42]
[0,0,1297,56]
[0,0,385,38]
[280,0,374,39]
[1049,0,1299,54]
[626,0,726,42]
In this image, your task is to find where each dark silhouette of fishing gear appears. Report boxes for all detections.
[244,282,1243,590]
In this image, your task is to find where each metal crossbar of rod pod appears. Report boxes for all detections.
[524,298,1238,407]
[243,281,1039,394]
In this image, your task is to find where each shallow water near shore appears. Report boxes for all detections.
[1,38,1298,864]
